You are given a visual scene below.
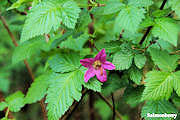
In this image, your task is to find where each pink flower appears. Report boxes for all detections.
[80,49,115,83]
[28,7,32,10]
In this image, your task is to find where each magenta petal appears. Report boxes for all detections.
[80,58,94,68]
[95,68,107,82]
[95,49,106,63]
[102,61,115,70]
[84,67,95,82]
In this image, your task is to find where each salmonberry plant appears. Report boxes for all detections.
[0,0,180,120]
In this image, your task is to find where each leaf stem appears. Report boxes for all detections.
[97,93,123,120]
[5,107,9,118]
[0,92,14,119]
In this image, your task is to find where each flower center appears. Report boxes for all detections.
[93,60,101,70]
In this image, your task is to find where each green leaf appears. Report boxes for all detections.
[169,0,180,18]
[100,1,125,15]
[140,16,154,28]
[0,102,8,111]
[114,5,145,34]
[5,91,25,112]
[152,9,171,18]
[129,67,142,85]
[152,18,179,46]
[12,36,46,64]
[83,78,102,92]
[124,87,143,107]
[172,71,180,96]
[102,73,129,96]
[134,54,146,69]
[60,33,89,51]
[141,100,178,120]
[128,0,153,7]
[80,67,102,92]
[46,70,83,120]
[113,52,133,70]
[7,0,31,10]
[48,52,80,73]
[25,73,51,104]
[149,48,179,72]
[142,71,174,100]
[21,0,80,42]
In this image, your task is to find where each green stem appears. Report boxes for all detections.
[5,107,9,118]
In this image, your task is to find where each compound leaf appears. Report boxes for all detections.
[21,0,80,42]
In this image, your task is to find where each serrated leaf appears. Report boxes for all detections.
[134,54,146,69]
[83,78,102,92]
[25,73,51,104]
[46,70,83,120]
[169,0,180,18]
[60,33,89,51]
[48,52,80,73]
[149,48,179,72]
[128,0,153,7]
[21,0,80,42]
[152,18,179,46]
[114,5,145,34]
[129,67,142,85]
[141,100,178,120]
[113,52,133,70]
[100,1,125,15]
[0,102,8,111]
[5,91,25,112]
[12,36,46,64]
[172,71,180,96]
[80,67,102,92]
[142,71,174,100]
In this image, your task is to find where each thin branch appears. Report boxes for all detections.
[97,93,122,120]
[89,91,95,120]
[170,50,180,55]
[139,0,168,45]
[0,12,47,120]
[111,93,115,120]
[60,90,88,120]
